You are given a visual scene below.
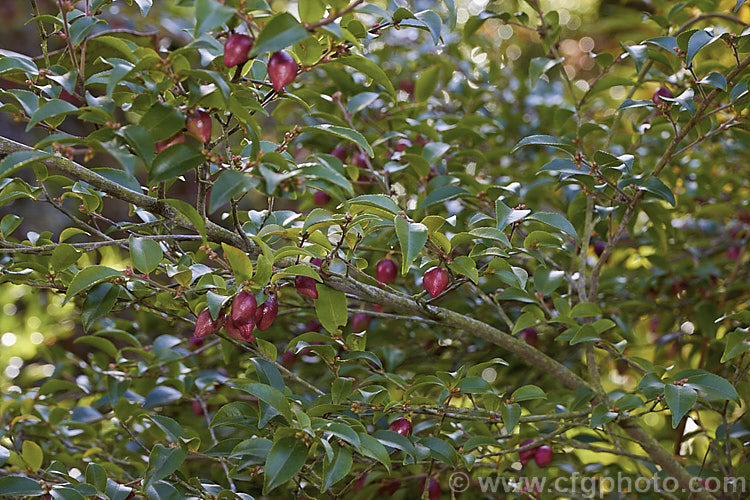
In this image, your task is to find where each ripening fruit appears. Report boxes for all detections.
[423,267,449,298]
[727,246,741,260]
[388,417,412,437]
[352,153,368,168]
[652,87,673,106]
[223,33,253,68]
[194,308,222,338]
[188,334,205,348]
[255,295,278,331]
[186,110,212,143]
[518,440,538,467]
[593,239,607,258]
[155,132,185,153]
[534,445,554,467]
[268,51,297,92]
[310,258,323,267]
[519,328,538,348]
[313,190,331,205]
[376,258,398,284]
[331,146,348,162]
[377,479,401,495]
[393,139,411,152]
[351,313,371,333]
[295,275,319,299]
[419,477,442,500]
[281,350,299,369]
[231,290,257,325]
[305,319,322,332]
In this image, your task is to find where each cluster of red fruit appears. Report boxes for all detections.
[518,440,554,467]
[192,291,278,343]
[375,257,449,298]
[224,33,298,92]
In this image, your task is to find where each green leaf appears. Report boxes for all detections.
[208,170,259,213]
[394,216,428,275]
[164,199,207,243]
[448,256,479,284]
[674,369,740,402]
[358,433,391,472]
[322,446,352,492]
[529,56,561,84]
[534,267,564,295]
[51,243,81,271]
[511,385,547,402]
[495,199,530,229]
[589,403,618,429]
[527,212,579,241]
[415,64,441,102]
[620,176,676,206]
[570,325,600,345]
[194,0,236,36]
[133,0,153,15]
[501,402,521,433]
[251,13,309,56]
[314,286,348,334]
[417,185,468,210]
[22,441,43,470]
[721,329,750,363]
[570,302,601,318]
[0,445,9,467]
[511,135,576,154]
[149,143,205,185]
[686,30,717,66]
[237,383,293,423]
[140,103,185,142]
[338,55,397,100]
[64,266,122,304]
[419,437,458,467]
[118,125,155,167]
[85,463,107,492]
[301,124,373,157]
[348,194,401,215]
[372,429,417,460]
[27,99,77,130]
[129,235,163,274]
[222,243,253,282]
[664,384,697,428]
[299,0,325,24]
[0,476,44,496]
[0,150,52,180]
[81,283,120,330]
[144,444,188,488]
[263,437,308,494]
[143,386,182,409]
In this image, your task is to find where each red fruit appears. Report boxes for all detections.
[376,258,398,284]
[268,51,297,92]
[331,146,348,162]
[388,417,412,437]
[256,295,278,331]
[186,110,212,143]
[188,334,205,348]
[518,440,539,467]
[352,153,368,168]
[727,246,741,260]
[295,275,319,299]
[192,400,204,416]
[652,87,673,106]
[398,79,415,95]
[155,132,185,153]
[394,139,411,152]
[310,258,323,267]
[305,319,322,332]
[419,477,442,500]
[414,135,427,146]
[377,479,401,495]
[423,267,449,298]
[224,33,253,68]
[593,239,607,257]
[232,290,257,325]
[313,190,331,205]
[194,308,222,338]
[226,315,255,341]
[534,445,553,467]
[351,313,371,333]
[281,351,299,369]
[519,327,538,348]
[353,473,369,493]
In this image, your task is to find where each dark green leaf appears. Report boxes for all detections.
[263,437,308,493]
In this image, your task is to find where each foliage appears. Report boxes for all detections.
[0,0,749,499]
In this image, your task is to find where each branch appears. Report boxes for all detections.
[0,136,259,256]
